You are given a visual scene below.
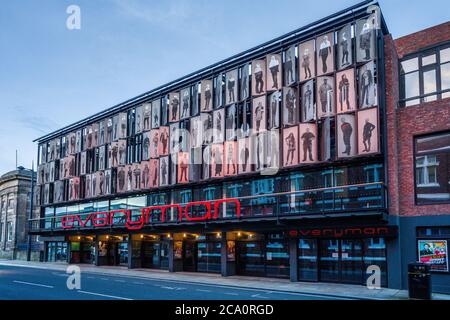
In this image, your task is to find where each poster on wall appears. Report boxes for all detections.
[252,59,266,96]
[180,88,191,120]
[237,137,251,174]
[356,17,376,63]
[284,45,296,86]
[213,108,224,143]
[106,117,113,143]
[159,156,169,187]
[316,76,335,118]
[418,240,449,272]
[201,112,213,145]
[140,161,151,189]
[301,80,316,122]
[283,126,299,167]
[131,164,141,191]
[135,105,143,134]
[211,144,224,178]
[125,164,133,192]
[177,152,190,183]
[268,91,280,129]
[316,32,334,76]
[336,68,356,113]
[149,159,159,188]
[151,99,161,129]
[336,113,357,158]
[104,169,112,195]
[149,129,159,159]
[142,132,150,161]
[226,69,238,105]
[174,241,183,259]
[299,39,315,82]
[320,117,332,161]
[143,103,152,131]
[227,241,236,262]
[358,61,378,108]
[224,141,237,176]
[240,63,250,101]
[118,139,127,165]
[252,96,266,134]
[169,92,180,123]
[282,86,297,126]
[299,123,318,164]
[117,166,126,193]
[54,180,64,203]
[266,53,282,91]
[158,126,169,156]
[357,107,379,155]
[337,24,353,70]
[225,104,237,141]
[202,145,211,180]
[118,112,128,139]
[201,79,213,112]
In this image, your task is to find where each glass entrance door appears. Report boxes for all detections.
[319,239,364,284]
[183,241,196,272]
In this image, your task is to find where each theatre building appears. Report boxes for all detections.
[29,1,449,291]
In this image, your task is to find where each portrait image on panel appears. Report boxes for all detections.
[151,99,161,129]
[54,180,64,203]
[180,88,191,120]
[189,147,202,182]
[142,131,151,160]
[135,105,143,134]
[159,156,169,187]
[211,144,224,178]
[116,166,126,193]
[191,83,200,116]
[99,120,105,145]
[252,96,266,134]
[110,142,119,167]
[226,69,238,105]
[282,86,297,126]
[143,103,152,131]
[106,117,113,143]
[266,130,280,170]
[299,39,315,81]
[169,92,180,123]
[336,114,357,158]
[224,141,237,176]
[104,169,112,194]
[336,68,356,113]
[337,24,353,70]
[140,161,150,189]
[201,112,213,145]
[357,107,379,155]
[316,32,334,76]
[266,53,282,91]
[356,17,375,62]
[69,177,80,201]
[68,132,76,154]
[268,91,280,129]
[161,97,169,126]
[96,171,105,195]
[213,108,224,143]
[75,130,82,153]
[358,61,377,108]
[80,151,87,175]
[317,76,335,118]
[190,116,202,149]
[252,59,266,96]
[240,63,250,101]
[92,123,99,148]
[98,145,106,170]
[299,123,318,164]
[320,117,332,161]
[301,80,316,122]
[169,123,180,154]
[112,114,119,141]
[125,164,133,192]
[214,75,224,109]
[149,159,159,188]
[225,104,237,141]
[118,139,127,165]
[237,138,251,174]
[239,102,252,138]
[202,145,211,180]
[177,152,190,184]
[283,126,299,167]
[253,133,265,171]
[85,173,92,197]
[284,45,296,86]
[201,80,213,112]
[119,112,128,139]
[149,129,159,159]
[158,126,169,156]
[67,155,76,178]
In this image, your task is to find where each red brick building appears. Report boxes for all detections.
[385,22,450,292]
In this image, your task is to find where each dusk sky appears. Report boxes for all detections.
[0,0,448,173]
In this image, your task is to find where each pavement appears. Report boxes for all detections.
[1,259,449,300]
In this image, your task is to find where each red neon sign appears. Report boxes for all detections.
[61,198,241,230]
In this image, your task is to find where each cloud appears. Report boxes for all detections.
[12,105,61,135]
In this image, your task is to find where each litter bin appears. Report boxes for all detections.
[408,262,432,300]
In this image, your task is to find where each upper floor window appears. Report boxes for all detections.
[415,131,450,205]
[400,43,450,107]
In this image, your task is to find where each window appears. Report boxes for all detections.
[400,43,450,106]
[7,222,13,241]
[0,222,3,242]
[7,197,14,209]
[415,132,450,205]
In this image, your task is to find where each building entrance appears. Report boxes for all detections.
[142,241,169,269]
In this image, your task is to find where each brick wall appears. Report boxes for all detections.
[385,22,450,217]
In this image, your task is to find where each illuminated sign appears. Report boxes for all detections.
[61,198,240,231]
[289,226,398,238]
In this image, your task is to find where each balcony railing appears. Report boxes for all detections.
[29,182,386,233]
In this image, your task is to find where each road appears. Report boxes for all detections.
[0,265,347,300]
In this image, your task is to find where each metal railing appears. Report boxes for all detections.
[29,182,386,233]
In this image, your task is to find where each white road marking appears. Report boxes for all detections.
[100,278,108,281]
[77,290,133,300]
[87,276,95,279]
[161,286,175,290]
[224,292,239,296]
[251,293,269,299]
[132,281,144,285]
[13,280,54,288]
[196,289,211,293]
[115,280,125,283]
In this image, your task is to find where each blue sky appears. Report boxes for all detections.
[0,0,448,173]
